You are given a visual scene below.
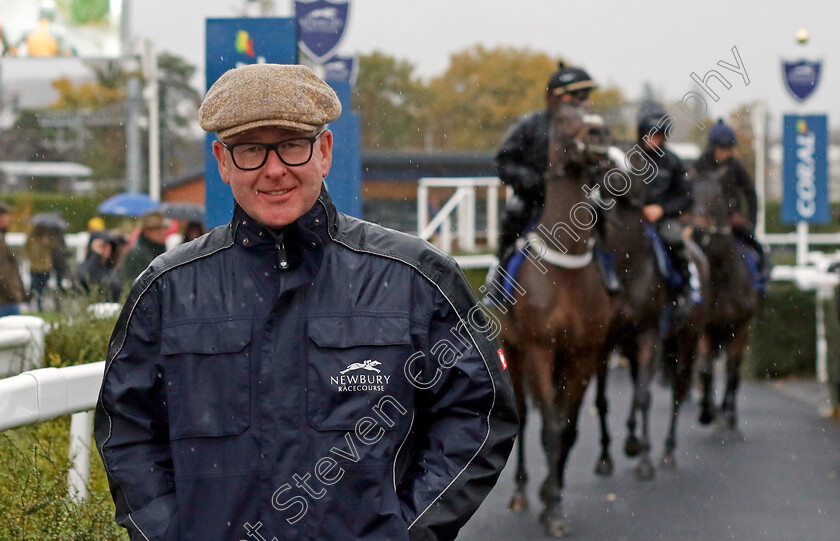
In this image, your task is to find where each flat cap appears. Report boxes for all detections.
[199,64,342,139]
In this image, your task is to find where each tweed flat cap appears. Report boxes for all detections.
[199,64,341,138]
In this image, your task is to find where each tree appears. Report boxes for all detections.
[728,103,756,179]
[352,51,430,150]
[424,46,556,151]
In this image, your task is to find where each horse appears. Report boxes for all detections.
[591,146,709,480]
[689,169,758,439]
[491,105,612,537]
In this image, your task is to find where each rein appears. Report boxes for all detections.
[517,232,594,269]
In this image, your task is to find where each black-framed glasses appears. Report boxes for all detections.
[222,131,325,170]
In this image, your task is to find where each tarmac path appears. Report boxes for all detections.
[459,367,840,541]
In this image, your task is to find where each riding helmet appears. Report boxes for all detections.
[637,101,669,139]
[708,119,737,148]
[547,62,598,96]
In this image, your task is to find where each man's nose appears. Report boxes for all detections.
[263,148,290,174]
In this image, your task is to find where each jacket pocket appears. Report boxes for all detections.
[162,318,252,439]
[306,315,411,431]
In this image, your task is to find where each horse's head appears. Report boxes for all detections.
[689,170,730,234]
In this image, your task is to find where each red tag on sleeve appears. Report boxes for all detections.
[497,349,508,370]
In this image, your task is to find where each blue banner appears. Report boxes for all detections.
[295,0,350,63]
[204,18,298,228]
[325,81,362,218]
[782,114,830,224]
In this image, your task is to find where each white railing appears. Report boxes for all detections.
[771,250,840,386]
[417,177,508,261]
[0,362,105,503]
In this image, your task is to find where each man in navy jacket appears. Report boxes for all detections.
[95,63,518,541]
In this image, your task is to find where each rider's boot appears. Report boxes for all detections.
[594,244,622,295]
[482,240,519,311]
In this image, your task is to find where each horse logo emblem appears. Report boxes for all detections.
[340,359,382,374]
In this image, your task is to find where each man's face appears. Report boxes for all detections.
[0,212,9,229]
[213,126,333,229]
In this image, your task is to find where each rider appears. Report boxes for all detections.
[692,119,768,291]
[635,103,700,317]
[489,62,620,298]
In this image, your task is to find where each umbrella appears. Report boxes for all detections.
[30,212,69,230]
[98,193,160,217]
[159,202,205,224]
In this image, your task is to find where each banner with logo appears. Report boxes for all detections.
[782,59,822,103]
[782,114,830,224]
[323,55,358,85]
[204,18,298,228]
[294,0,349,63]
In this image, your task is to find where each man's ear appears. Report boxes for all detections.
[318,130,334,178]
[212,140,232,185]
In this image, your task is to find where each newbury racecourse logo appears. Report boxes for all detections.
[331,360,391,392]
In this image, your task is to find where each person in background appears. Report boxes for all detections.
[182,220,205,243]
[0,202,26,317]
[77,232,124,302]
[119,211,170,285]
[24,224,53,312]
[692,118,768,290]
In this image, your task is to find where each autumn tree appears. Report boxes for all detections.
[352,51,430,150]
[424,45,556,151]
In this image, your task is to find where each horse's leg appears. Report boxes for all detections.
[631,329,658,481]
[543,349,595,538]
[662,329,696,469]
[506,345,530,512]
[593,345,613,476]
[521,345,563,533]
[623,338,643,457]
[697,333,716,425]
[720,322,751,440]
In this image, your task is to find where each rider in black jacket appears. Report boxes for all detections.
[692,119,768,287]
[635,103,700,313]
[491,63,620,295]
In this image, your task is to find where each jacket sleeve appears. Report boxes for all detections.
[402,272,518,540]
[731,159,758,227]
[495,114,544,196]
[94,279,178,541]
[659,154,693,218]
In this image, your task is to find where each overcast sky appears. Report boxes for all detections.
[2,1,832,134]
[124,0,834,132]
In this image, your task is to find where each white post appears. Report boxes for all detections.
[486,183,499,251]
[456,187,476,253]
[417,184,429,237]
[816,287,830,384]
[440,216,452,253]
[67,411,93,504]
[144,39,160,202]
[796,222,809,265]
[753,101,767,241]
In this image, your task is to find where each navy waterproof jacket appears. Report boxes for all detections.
[95,187,518,541]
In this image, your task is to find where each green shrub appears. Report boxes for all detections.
[747,282,817,378]
[0,295,123,540]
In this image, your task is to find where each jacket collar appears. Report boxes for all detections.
[227,184,337,274]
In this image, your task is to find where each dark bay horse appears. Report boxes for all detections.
[592,148,709,480]
[690,170,758,438]
[494,105,612,537]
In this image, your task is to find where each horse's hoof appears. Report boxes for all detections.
[635,460,655,481]
[508,492,529,513]
[624,435,642,457]
[660,452,677,470]
[594,457,614,477]
[698,408,716,426]
[540,505,568,538]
